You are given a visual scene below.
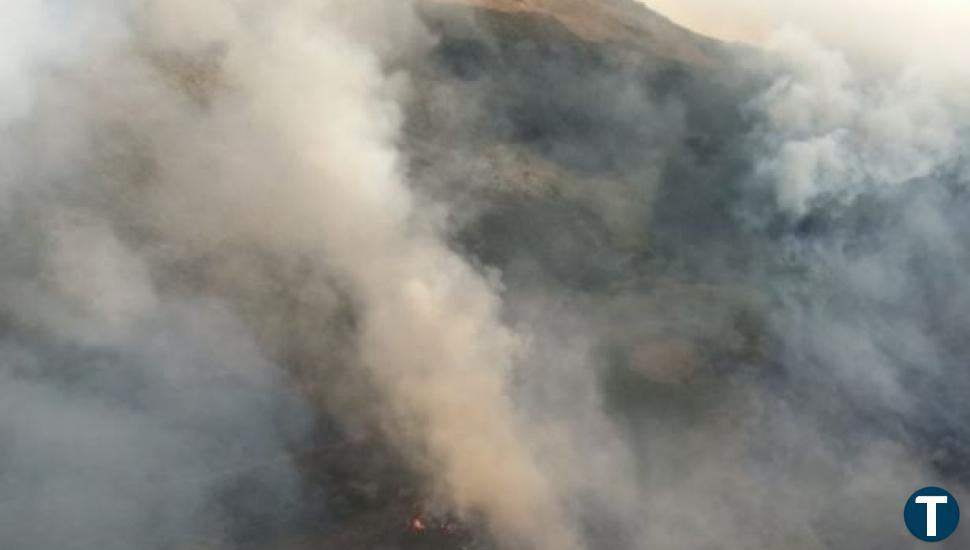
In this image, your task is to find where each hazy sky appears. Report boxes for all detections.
[642,0,970,63]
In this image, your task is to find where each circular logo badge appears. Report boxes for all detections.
[904,487,960,542]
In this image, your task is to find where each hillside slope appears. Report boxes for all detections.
[424,0,720,64]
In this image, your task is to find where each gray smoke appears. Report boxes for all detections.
[0,1,583,549]
[405,3,970,549]
[2,1,970,549]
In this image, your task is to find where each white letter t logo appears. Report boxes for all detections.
[915,496,948,537]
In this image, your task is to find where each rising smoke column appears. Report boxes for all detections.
[144,2,584,548]
[0,1,584,549]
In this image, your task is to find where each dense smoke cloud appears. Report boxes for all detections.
[3,1,970,549]
[0,1,581,549]
[407,2,970,549]
[749,28,968,215]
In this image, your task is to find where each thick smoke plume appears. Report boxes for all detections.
[0,1,579,549]
[3,1,970,549]
[404,2,970,548]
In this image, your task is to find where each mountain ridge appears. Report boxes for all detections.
[422,0,721,65]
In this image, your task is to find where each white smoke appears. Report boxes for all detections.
[751,27,968,215]
[0,1,585,549]
[6,1,970,549]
